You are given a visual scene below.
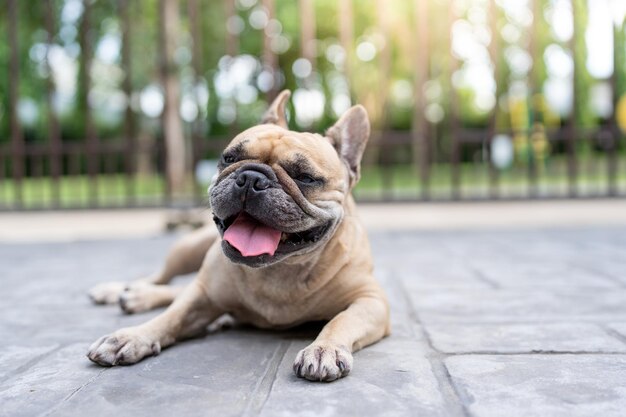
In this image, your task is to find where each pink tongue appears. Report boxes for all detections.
[223,213,282,257]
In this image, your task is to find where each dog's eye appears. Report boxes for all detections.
[221,154,236,165]
[295,174,316,184]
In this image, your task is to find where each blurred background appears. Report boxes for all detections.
[0,0,625,211]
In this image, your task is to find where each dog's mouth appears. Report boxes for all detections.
[214,212,331,259]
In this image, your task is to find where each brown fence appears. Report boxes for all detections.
[0,0,624,211]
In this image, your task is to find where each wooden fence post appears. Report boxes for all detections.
[159,0,186,201]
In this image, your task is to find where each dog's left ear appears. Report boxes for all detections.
[326,105,370,187]
[260,90,290,128]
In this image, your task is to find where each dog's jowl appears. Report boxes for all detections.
[87,90,390,382]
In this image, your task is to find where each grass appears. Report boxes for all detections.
[0,174,167,209]
[1,156,625,209]
[355,155,626,200]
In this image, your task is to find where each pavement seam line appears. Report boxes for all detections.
[468,266,500,289]
[422,318,626,325]
[394,275,469,417]
[603,326,626,346]
[444,350,626,355]
[38,367,108,417]
[393,272,439,352]
[440,360,473,417]
[0,344,65,385]
[243,340,290,417]
[570,262,626,289]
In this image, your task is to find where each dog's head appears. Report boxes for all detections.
[209,90,370,268]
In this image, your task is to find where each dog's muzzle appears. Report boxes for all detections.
[232,163,277,200]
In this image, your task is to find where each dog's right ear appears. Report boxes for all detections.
[260,90,290,128]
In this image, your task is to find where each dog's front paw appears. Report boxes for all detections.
[88,281,127,304]
[87,328,161,366]
[293,342,353,382]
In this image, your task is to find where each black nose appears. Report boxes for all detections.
[235,170,271,192]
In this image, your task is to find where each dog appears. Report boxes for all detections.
[87,90,390,382]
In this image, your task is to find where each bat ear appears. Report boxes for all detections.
[326,105,370,187]
[260,90,291,128]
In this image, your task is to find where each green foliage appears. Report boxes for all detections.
[0,0,620,159]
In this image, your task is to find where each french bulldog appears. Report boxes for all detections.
[87,90,390,382]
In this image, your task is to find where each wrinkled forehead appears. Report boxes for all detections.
[229,125,342,172]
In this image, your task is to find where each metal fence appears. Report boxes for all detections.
[0,0,624,211]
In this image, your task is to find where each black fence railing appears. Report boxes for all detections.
[0,0,624,210]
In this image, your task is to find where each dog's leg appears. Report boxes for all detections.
[293,294,390,382]
[148,225,219,285]
[88,225,218,306]
[118,284,184,314]
[87,279,222,366]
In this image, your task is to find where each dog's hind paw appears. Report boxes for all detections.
[87,328,160,366]
[88,282,127,305]
[293,342,353,382]
[118,283,180,314]
[118,284,156,314]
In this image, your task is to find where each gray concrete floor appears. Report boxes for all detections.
[1,227,626,416]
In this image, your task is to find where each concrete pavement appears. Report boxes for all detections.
[1,226,626,416]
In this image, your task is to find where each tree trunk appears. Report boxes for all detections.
[159,0,186,198]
